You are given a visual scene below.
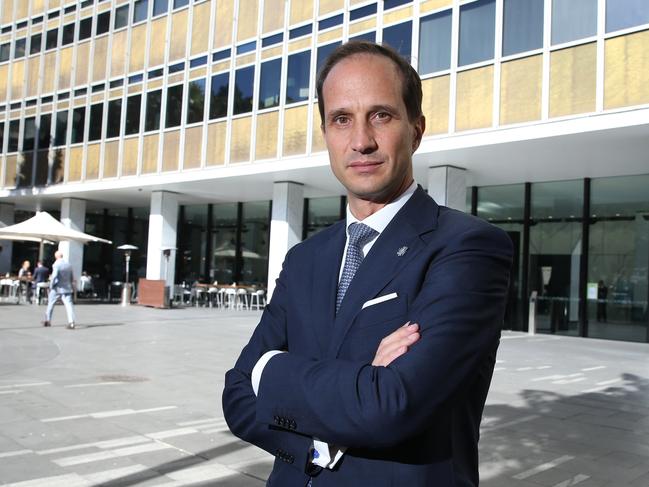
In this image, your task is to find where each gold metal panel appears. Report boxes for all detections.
[319,0,343,16]
[4,155,17,188]
[230,116,251,162]
[110,31,127,76]
[262,46,283,60]
[68,146,83,182]
[168,73,184,85]
[500,55,542,125]
[0,34,8,44]
[149,17,167,67]
[318,28,342,44]
[283,105,308,156]
[128,85,142,95]
[383,6,412,25]
[59,48,73,89]
[142,134,159,173]
[162,130,180,171]
[15,0,27,20]
[214,0,234,49]
[550,43,596,118]
[26,57,40,97]
[237,0,258,42]
[1,0,13,25]
[57,101,69,110]
[0,65,6,100]
[189,67,207,79]
[349,18,376,35]
[32,0,46,15]
[74,97,86,107]
[420,0,452,13]
[122,137,139,176]
[422,75,449,135]
[109,89,122,98]
[290,0,313,25]
[605,30,649,109]
[289,37,311,53]
[103,141,119,178]
[49,0,61,8]
[92,36,108,82]
[129,24,147,72]
[75,42,90,86]
[311,102,326,153]
[263,0,285,33]
[47,19,58,30]
[455,65,493,131]
[91,94,103,104]
[16,153,32,187]
[51,147,66,183]
[206,122,226,165]
[191,1,211,56]
[170,10,188,61]
[86,143,100,180]
[213,60,230,72]
[236,53,255,66]
[10,60,24,100]
[183,126,203,169]
[255,111,278,160]
[25,107,37,117]
[98,1,111,12]
[147,79,163,90]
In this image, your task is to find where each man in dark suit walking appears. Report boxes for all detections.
[223,41,512,486]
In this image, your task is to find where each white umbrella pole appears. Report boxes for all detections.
[39,240,45,262]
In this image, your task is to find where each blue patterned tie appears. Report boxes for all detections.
[336,222,378,313]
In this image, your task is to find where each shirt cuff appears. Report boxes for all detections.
[251,350,284,396]
[312,439,347,469]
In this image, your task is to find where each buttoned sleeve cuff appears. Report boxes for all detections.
[251,350,285,396]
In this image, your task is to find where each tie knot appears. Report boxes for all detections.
[347,222,378,248]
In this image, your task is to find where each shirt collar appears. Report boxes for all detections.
[346,180,418,235]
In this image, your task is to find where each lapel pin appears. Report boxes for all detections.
[396,246,408,257]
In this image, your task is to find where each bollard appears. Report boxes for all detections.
[528,291,537,335]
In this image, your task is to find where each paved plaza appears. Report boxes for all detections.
[0,302,647,487]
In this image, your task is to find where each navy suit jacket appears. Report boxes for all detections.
[223,187,513,486]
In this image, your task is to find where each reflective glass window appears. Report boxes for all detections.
[384,0,411,9]
[145,90,162,131]
[23,117,36,151]
[190,56,208,68]
[134,0,149,23]
[383,21,412,60]
[209,72,229,119]
[316,41,341,76]
[88,103,103,141]
[350,3,377,21]
[503,0,543,56]
[262,33,283,47]
[305,197,343,238]
[71,107,86,144]
[237,41,256,54]
[286,50,310,104]
[289,24,312,39]
[96,11,110,35]
[107,99,122,138]
[350,31,376,43]
[459,0,495,66]
[30,33,42,55]
[0,122,4,152]
[165,84,184,128]
[114,5,129,30]
[38,114,52,149]
[46,29,58,49]
[79,17,92,40]
[213,49,230,61]
[125,94,142,134]
[419,10,452,74]
[259,58,281,109]
[319,14,343,31]
[552,0,597,45]
[210,203,239,284]
[14,38,26,58]
[233,66,254,115]
[187,78,206,124]
[55,111,68,146]
[0,43,9,62]
[62,23,75,45]
[153,0,169,16]
[8,120,19,152]
[240,201,270,286]
[606,0,649,32]
[174,0,189,8]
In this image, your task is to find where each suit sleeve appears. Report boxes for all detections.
[255,224,513,449]
[222,248,314,472]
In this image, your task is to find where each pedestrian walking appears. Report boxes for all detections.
[43,251,76,329]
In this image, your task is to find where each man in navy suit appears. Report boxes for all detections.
[223,41,512,486]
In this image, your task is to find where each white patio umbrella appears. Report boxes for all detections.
[0,211,112,260]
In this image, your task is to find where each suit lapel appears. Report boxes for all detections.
[327,188,440,358]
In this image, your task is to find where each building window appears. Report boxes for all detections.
[134,0,149,23]
[165,84,184,128]
[71,107,86,144]
[503,0,544,56]
[305,196,344,238]
[0,43,9,62]
[262,33,283,47]
[30,33,42,55]
[383,21,412,60]
[286,51,310,104]
[316,41,341,76]
[145,90,162,131]
[107,99,122,138]
[8,120,19,152]
[88,103,103,141]
[46,29,58,50]
[55,111,68,146]
[233,66,254,115]
[419,10,452,74]
[114,4,129,30]
[459,0,496,66]
[319,14,343,31]
[79,17,92,41]
[350,3,377,21]
[14,38,26,58]
[23,117,36,151]
[259,58,281,109]
[96,11,110,35]
[551,0,597,45]
[153,0,169,16]
[125,94,142,135]
[240,201,270,286]
[209,72,229,119]
[605,0,649,32]
[174,0,189,8]
[0,122,4,152]
[38,113,52,149]
[187,78,206,124]
[289,24,312,39]
[62,23,75,45]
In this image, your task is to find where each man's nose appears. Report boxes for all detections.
[350,121,378,154]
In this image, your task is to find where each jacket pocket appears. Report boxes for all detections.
[354,294,408,330]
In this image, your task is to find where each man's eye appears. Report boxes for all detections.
[333,116,349,125]
[374,112,391,121]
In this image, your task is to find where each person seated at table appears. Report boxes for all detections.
[32,261,50,304]
[79,271,94,296]
[17,260,32,302]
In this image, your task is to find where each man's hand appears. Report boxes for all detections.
[372,322,420,366]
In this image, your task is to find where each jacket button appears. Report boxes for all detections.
[289,420,297,430]
[288,455,294,463]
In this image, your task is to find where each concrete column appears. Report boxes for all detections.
[146,191,179,288]
[427,165,467,212]
[0,203,15,274]
[59,198,86,287]
[267,181,304,299]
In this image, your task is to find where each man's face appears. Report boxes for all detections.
[321,53,424,206]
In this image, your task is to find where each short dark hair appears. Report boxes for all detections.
[316,41,423,125]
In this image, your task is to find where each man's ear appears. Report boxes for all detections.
[412,115,425,153]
